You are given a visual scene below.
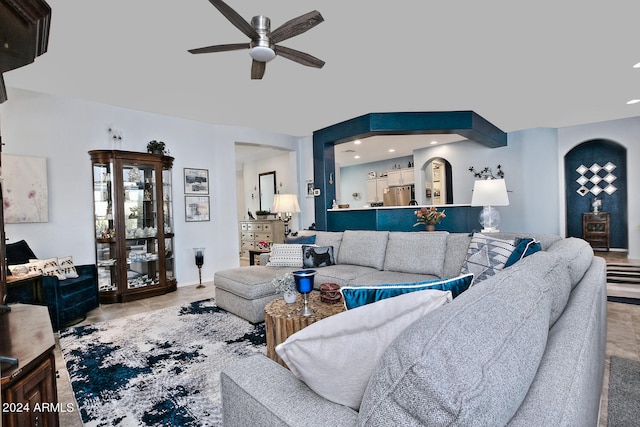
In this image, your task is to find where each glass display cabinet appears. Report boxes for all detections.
[89,150,176,303]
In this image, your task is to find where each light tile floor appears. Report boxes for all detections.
[53,254,640,427]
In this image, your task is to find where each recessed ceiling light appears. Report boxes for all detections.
[353,140,362,145]
[633,62,640,68]
[388,148,395,153]
[354,155,360,159]
[430,140,438,145]
[627,99,640,105]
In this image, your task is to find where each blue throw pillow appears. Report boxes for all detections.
[504,238,542,268]
[285,234,316,244]
[340,274,474,310]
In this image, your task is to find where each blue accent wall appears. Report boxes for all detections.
[327,206,481,233]
[564,139,627,248]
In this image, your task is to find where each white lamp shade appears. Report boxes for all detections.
[272,194,301,214]
[471,179,509,206]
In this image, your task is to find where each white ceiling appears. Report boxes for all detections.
[5,0,640,139]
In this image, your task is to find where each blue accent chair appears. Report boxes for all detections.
[5,240,99,330]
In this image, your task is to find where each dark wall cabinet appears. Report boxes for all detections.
[582,212,610,251]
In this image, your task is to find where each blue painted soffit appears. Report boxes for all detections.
[313,111,507,148]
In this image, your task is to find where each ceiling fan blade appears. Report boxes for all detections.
[207,0,258,39]
[275,45,325,68]
[188,43,249,54]
[251,60,266,79]
[270,10,324,44]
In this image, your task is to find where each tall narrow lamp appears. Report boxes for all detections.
[471,179,509,233]
[272,194,301,237]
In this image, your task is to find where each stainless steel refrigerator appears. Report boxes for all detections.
[383,185,413,206]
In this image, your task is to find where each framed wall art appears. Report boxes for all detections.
[185,196,210,222]
[2,154,49,223]
[306,180,314,198]
[184,168,209,195]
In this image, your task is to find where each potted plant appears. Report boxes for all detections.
[146,140,166,155]
[272,272,297,303]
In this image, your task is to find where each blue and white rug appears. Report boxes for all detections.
[59,299,266,426]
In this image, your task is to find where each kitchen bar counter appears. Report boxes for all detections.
[326,204,480,233]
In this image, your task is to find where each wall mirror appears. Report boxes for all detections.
[259,171,276,212]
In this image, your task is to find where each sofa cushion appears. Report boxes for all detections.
[383,231,448,277]
[58,256,80,279]
[546,237,593,289]
[5,240,37,270]
[266,244,306,267]
[314,231,343,259]
[359,251,571,426]
[312,265,383,287]
[460,233,516,282]
[337,230,389,270]
[340,273,474,309]
[276,289,452,411]
[302,245,335,268]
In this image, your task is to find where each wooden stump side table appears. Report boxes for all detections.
[265,292,344,367]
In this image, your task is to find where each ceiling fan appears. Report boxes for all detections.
[188,0,325,79]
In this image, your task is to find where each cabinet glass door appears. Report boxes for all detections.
[93,161,117,292]
[123,163,159,289]
[162,166,175,281]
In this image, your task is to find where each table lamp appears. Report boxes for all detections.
[272,194,301,237]
[292,269,316,316]
[471,179,509,233]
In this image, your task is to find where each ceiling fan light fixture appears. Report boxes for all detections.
[249,46,276,62]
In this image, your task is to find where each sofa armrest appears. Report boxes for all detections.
[221,355,358,427]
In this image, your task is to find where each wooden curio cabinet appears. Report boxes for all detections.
[89,150,176,303]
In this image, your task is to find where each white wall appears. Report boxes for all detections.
[0,88,299,285]
[558,116,640,259]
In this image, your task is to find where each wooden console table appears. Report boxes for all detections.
[1,304,59,427]
[265,292,344,368]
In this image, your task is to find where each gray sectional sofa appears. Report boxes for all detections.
[218,230,607,426]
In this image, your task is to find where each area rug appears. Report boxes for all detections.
[607,263,640,305]
[59,299,265,426]
[608,356,640,427]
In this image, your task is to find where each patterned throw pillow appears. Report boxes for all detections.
[58,256,80,278]
[29,257,67,280]
[8,262,40,277]
[266,244,306,267]
[460,233,516,283]
[302,245,335,268]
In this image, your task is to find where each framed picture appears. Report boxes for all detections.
[184,168,209,194]
[306,180,314,198]
[185,196,210,222]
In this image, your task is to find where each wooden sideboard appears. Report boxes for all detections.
[1,304,59,427]
[582,212,610,251]
[239,220,285,260]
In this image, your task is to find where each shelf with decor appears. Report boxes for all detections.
[90,150,177,303]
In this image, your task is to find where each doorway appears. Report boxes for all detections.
[564,139,627,249]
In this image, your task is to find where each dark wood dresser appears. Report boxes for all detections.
[1,304,58,427]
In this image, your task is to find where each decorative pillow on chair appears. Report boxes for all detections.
[276,289,452,410]
[58,256,80,278]
[266,244,307,267]
[8,262,40,277]
[30,258,67,280]
[340,274,474,310]
[302,245,335,268]
[460,233,516,283]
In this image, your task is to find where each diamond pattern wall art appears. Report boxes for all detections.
[576,162,617,196]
